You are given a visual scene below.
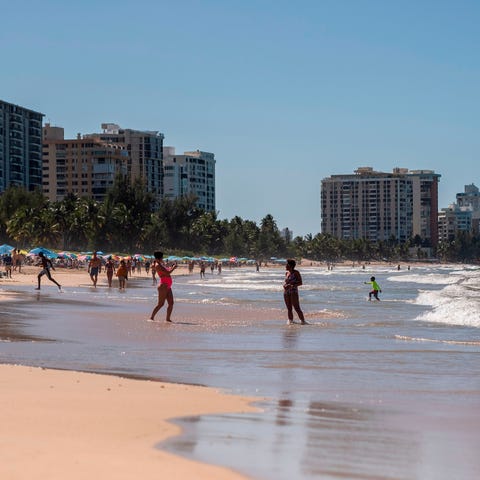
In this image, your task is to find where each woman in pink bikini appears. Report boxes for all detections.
[149,251,177,322]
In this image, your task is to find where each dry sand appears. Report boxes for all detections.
[0,364,258,480]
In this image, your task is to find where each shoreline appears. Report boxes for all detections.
[1,262,479,479]
[0,268,264,479]
[0,364,259,480]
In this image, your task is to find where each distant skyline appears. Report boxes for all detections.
[2,0,479,237]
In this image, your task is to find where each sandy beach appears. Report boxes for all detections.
[0,364,257,480]
[2,261,479,480]
[1,267,260,480]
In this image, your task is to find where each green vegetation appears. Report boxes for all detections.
[1,182,479,263]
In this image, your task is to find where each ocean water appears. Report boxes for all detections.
[1,264,480,480]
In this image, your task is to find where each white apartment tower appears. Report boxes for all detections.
[163,147,216,211]
[438,184,480,241]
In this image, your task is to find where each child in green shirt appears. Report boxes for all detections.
[365,276,382,301]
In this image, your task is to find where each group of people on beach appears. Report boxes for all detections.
[32,250,382,325]
[1,249,25,278]
[86,252,142,290]
[147,255,382,325]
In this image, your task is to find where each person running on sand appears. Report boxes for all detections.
[149,251,177,322]
[88,251,102,287]
[284,259,307,325]
[365,276,382,301]
[36,252,61,291]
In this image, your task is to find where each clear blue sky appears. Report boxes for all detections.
[2,0,479,237]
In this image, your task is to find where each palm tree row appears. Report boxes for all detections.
[1,179,479,262]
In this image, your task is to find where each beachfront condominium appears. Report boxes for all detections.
[438,184,480,241]
[42,124,128,202]
[0,99,44,193]
[321,167,441,246]
[163,147,216,212]
[84,123,164,203]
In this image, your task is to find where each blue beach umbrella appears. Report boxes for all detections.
[166,255,182,261]
[28,247,58,259]
[0,244,14,255]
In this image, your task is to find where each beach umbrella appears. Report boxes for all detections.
[28,247,58,258]
[57,251,78,259]
[0,244,14,255]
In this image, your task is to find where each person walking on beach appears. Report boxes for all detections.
[365,276,382,301]
[116,259,128,290]
[12,249,23,273]
[150,251,177,322]
[3,253,13,278]
[284,259,307,325]
[199,261,206,279]
[88,251,102,287]
[105,256,115,288]
[36,252,61,291]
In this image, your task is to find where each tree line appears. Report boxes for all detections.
[0,179,479,263]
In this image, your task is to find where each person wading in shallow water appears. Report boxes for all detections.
[36,252,61,291]
[283,258,307,325]
[149,251,177,322]
[365,276,382,301]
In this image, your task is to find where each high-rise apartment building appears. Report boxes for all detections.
[84,124,164,202]
[163,147,216,211]
[0,99,44,193]
[456,183,480,210]
[43,124,128,202]
[438,184,480,241]
[438,205,474,242]
[321,167,440,246]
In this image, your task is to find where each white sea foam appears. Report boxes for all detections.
[394,335,480,346]
[413,274,480,327]
[387,273,460,285]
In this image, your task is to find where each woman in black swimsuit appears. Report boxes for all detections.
[283,259,306,325]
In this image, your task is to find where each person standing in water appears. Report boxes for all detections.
[105,256,115,288]
[283,259,307,325]
[150,251,177,322]
[365,276,382,301]
[36,252,61,291]
[116,259,128,290]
